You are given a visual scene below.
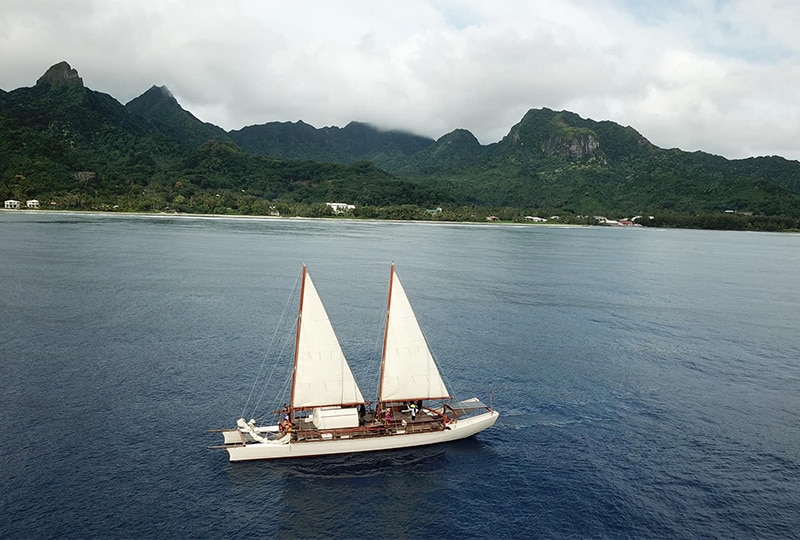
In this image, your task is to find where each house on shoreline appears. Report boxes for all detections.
[3,199,41,209]
[326,202,355,214]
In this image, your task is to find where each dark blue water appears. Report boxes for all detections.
[1,212,799,539]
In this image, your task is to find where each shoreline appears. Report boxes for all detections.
[3,208,797,233]
[0,208,586,228]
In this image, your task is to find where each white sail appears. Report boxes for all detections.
[216,263,499,462]
[292,268,365,409]
[379,266,450,403]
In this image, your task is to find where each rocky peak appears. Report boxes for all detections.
[504,108,606,162]
[437,128,481,147]
[542,132,601,160]
[36,61,84,88]
[126,85,179,112]
[146,85,176,101]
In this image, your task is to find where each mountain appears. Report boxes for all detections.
[2,61,155,141]
[0,61,168,196]
[224,107,800,217]
[126,85,232,147]
[0,62,446,213]
[229,120,434,163]
[2,61,800,226]
[390,108,800,216]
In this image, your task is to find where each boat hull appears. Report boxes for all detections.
[223,410,499,462]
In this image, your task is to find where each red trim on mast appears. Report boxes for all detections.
[376,262,395,412]
[289,264,307,417]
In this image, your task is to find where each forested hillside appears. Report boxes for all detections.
[392,109,800,217]
[0,62,446,215]
[2,61,799,230]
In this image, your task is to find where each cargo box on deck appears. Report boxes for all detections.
[312,406,359,429]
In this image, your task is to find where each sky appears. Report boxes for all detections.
[2,0,800,161]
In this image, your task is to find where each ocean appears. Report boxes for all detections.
[1,211,798,539]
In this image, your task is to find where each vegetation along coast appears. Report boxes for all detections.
[3,62,799,232]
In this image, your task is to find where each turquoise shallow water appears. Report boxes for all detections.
[1,212,799,538]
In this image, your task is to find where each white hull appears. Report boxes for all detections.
[222,410,499,462]
[215,265,500,462]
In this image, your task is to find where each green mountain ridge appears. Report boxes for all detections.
[125,85,232,147]
[2,61,800,225]
[229,100,800,218]
[0,62,445,214]
[229,120,434,164]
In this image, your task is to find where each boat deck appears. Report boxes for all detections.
[292,407,447,443]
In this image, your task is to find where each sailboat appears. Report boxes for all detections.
[211,263,498,461]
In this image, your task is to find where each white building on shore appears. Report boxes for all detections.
[326,202,355,214]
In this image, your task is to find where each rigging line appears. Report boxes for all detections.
[251,269,301,418]
[240,268,302,420]
[240,280,295,419]
[252,322,295,420]
[422,324,460,403]
[273,369,293,419]
[433,347,460,404]
[368,302,386,403]
[249,286,300,419]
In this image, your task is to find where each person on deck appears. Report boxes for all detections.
[358,404,366,426]
[409,402,418,421]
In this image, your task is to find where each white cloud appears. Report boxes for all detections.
[1,0,800,160]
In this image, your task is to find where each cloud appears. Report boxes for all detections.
[1,0,800,160]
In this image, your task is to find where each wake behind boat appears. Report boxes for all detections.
[210,263,498,461]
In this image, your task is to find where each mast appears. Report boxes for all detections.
[376,261,395,412]
[378,263,451,405]
[289,264,307,417]
[290,265,366,410]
